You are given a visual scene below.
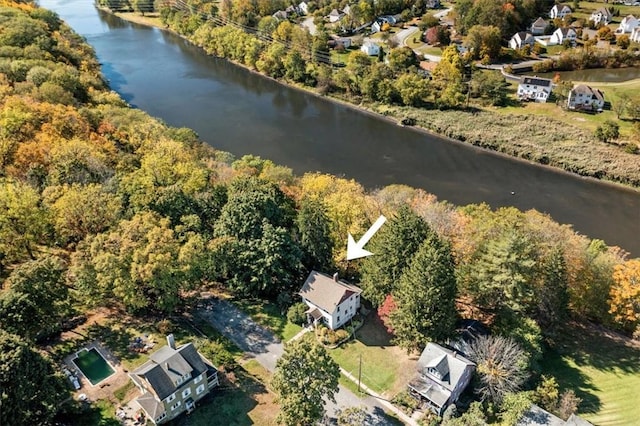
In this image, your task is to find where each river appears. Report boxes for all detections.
[40,0,640,256]
[538,67,640,82]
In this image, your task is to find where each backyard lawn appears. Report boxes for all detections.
[175,360,278,426]
[540,322,640,426]
[329,315,417,398]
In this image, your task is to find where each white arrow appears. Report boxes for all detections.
[346,215,387,261]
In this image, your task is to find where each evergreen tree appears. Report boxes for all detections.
[535,248,569,330]
[295,197,334,271]
[360,206,431,307]
[390,233,457,352]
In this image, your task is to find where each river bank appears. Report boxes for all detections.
[104,10,640,189]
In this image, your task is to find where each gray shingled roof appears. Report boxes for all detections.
[136,392,166,420]
[299,271,362,314]
[572,84,604,101]
[517,404,565,426]
[132,343,205,400]
[415,342,475,392]
[532,17,547,26]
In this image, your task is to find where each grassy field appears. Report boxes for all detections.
[175,360,278,426]
[329,316,417,398]
[540,322,640,425]
[231,299,302,342]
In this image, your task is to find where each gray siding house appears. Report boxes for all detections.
[408,342,476,415]
[129,335,219,424]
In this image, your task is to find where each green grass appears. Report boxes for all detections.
[540,323,640,425]
[175,365,278,426]
[328,319,410,397]
[113,381,135,402]
[575,2,640,20]
[231,299,302,342]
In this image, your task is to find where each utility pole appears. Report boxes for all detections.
[358,354,362,393]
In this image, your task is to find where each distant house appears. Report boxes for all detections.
[371,20,382,33]
[509,31,536,49]
[517,76,553,102]
[632,27,640,43]
[426,0,441,8]
[328,8,345,23]
[549,4,572,19]
[298,1,308,15]
[335,37,352,48]
[361,40,381,56]
[590,7,613,25]
[342,4,351,16]
[616,15,639,33]
[567,84,605,112]
[272,10,288,20]
[299,271,362,330]
[408,342,476,416]
[550,27,577,45]
[129,335,219,425]
[517,404,594,426]
[530,17,548,35]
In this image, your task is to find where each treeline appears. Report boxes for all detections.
[0,2,639,424]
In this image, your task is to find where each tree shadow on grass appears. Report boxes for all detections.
[540,346,602,415]
[355,314,394,348]
[175,369,264,426]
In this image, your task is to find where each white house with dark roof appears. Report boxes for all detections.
[129,335,219,424]
[550,27,577,45]
[531,17,548,35]
[590,8,613,26]
[616,15,638,33]
[408,342,476,415]
[517,76,553,102]
[509,31,536,49]
[299,271,362,330]
[567,84,605,112]
[549,4,572,19]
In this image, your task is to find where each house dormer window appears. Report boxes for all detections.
[428,367,442,380]
[166,393,176,403]
[194,374,203,384]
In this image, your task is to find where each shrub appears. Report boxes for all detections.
[624,143,639,154]
[335,329,349,341]
[392,390,419,414]
[156,319,174,334]
[287,302,308,325]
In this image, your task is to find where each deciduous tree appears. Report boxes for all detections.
[272,338,340,425]
[609,259,640,331]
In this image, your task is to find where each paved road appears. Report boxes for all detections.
[197,295,408,425]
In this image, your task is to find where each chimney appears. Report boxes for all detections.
[167,334,176,349]
[333,272,339,282]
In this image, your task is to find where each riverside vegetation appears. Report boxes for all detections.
[1,1,639,425]
[117,0,640,188]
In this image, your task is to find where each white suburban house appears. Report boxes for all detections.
[632,27,640,43]
[517,76,553,102]
[129,335,219,425]
[567,84,605,112]
[549,4,572,19]
[616,15,639,33]
[530,17,548,35]
[509,31,536,49]
[408,343,476,416]
[298,1,309,15]
[299,271,362,330]
[550,27,577,45]
[361,40,381,56]
[328,8,345,23]
[590,7,613,25]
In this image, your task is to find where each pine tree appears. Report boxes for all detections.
[295,197,334,271]
[360,206,431,307]
[390,233,457,352]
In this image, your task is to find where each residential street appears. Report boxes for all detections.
[198,294,412,425]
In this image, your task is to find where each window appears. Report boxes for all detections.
[166,393,176,403]
[171,401,181,411]
[156,413,167,422]
[197,384,206,395]
[194,374,203,384]
[337,316,341,323]
[182,387,191,398]
[176,376,184,386]
[337,306,340,312]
